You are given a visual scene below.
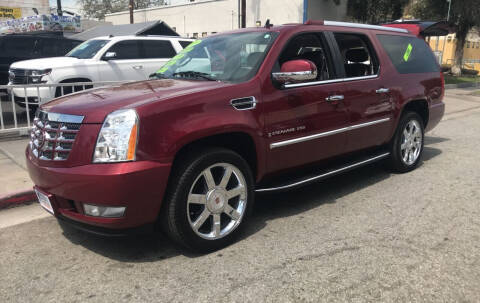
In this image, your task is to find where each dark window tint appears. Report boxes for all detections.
[141,40,176,58]
[1,37,35,57]
[333,33,379,77]
[377,35,439,74]
[108,40,142,59]
[179,40,193,48]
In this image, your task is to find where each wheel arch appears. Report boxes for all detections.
[171,131,260,181]
[400,99,429,127]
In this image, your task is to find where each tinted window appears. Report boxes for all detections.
[179,40,193,48]
[1,37,35,57]
[377,35,439,74]
[107,40,142,59]
[67,39,108,59]
[333,33,379,78]
[141,40,176,58]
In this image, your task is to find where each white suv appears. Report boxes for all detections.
[8,35,193,105]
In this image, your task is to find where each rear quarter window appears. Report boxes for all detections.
[377,35,439,74]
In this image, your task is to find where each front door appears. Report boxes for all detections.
[263,32,349,173]
[99,40,146,81]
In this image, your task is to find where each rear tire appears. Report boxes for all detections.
[389,111,424,173]
[161,148,255,252]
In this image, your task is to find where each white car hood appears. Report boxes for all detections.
[10,57,88,70]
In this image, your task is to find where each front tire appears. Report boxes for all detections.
[389,111,424,173]
[161,148,255,252]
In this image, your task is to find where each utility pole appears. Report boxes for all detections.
[56,0,62,16]
[446,0,452,22]
[129,0,134,24]
[238,0,246,28]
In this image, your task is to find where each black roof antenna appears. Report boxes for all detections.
[265,19,273,29]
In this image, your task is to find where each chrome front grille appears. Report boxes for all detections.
[30,111,84,161]
[9,68,29,84]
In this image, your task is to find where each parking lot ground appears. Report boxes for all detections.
[1,89,480,302]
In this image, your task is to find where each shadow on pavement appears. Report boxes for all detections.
[59,136,445,262]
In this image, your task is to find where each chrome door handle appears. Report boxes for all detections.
[325,95,344,102]
[132,65,143,70]
[376,88,390,94]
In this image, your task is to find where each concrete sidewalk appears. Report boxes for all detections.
[0,138,35,208]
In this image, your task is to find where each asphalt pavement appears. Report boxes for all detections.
[1,88,480,302]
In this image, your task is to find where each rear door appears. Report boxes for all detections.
[329,31,394,153]
[137,39,177,78]
[263,32,349,172]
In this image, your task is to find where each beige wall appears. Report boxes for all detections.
[106,0,238,38]
[105,0,348,37]
[0,0,50,21]
[246,0,304,27]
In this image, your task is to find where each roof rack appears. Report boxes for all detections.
[304,20,408,33]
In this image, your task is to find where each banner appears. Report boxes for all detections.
[0,14,81,34]
[0,6,21,19]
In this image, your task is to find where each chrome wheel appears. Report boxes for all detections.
[187,163,247,240]
[400,119,423,165]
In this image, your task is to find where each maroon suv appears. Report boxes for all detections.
[27,20,445,251]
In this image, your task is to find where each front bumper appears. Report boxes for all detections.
[26,147,172,230]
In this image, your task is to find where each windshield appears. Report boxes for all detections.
[66,39,109,59]
[155,31,278,83]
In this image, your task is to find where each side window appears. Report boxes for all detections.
[277,33,332,81]
[107,40,142,60]
[179,40,193,49]
[377,35,439,74]
[141,40,176,58]
[4,37,35,58]
[39,38,59,57]
[333,33,379,78]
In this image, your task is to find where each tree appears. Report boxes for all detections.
[346,0,410,24]
[410,0,480,75]
[79,0,167,20]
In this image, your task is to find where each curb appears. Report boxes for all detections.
[0,190,37,210]
[445,82,479,89]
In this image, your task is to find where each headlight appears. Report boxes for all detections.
[29,69,52,83]
[93,109,139,163]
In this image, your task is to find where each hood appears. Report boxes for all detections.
[41,79,232,123]
[10,57,85,70]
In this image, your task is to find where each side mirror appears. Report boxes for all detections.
[103,52,117,60]
[272,59,317,84]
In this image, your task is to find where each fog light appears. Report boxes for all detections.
[83,204,126,218]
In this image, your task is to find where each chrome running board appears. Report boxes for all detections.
[255,152,390,193]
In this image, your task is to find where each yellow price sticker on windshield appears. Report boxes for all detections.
[156,40,201,73]
[403,43,413,62]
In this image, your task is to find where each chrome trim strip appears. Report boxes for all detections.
[255,152,390,192]
[324,20,409,33]
[284,74,379,89]
[270,117,390,149]
[285,78,343,88]
[45,112,84,124]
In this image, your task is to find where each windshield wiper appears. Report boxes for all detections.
[172,71,217,81]
[150,72,169,79]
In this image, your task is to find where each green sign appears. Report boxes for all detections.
[403,43,413,62]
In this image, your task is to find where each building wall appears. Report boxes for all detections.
[428,32,480,72]
[106,0,239,38]
[105,0,348,38]
[245,0,304,27]
[0,0,50,21]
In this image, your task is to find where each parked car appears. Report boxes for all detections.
[26,20,445,252]
[0,33,81,86]
[8,35,194,106]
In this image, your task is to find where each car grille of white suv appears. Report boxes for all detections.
[30,111,84,161]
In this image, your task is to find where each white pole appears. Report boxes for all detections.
[447,0,452,21]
